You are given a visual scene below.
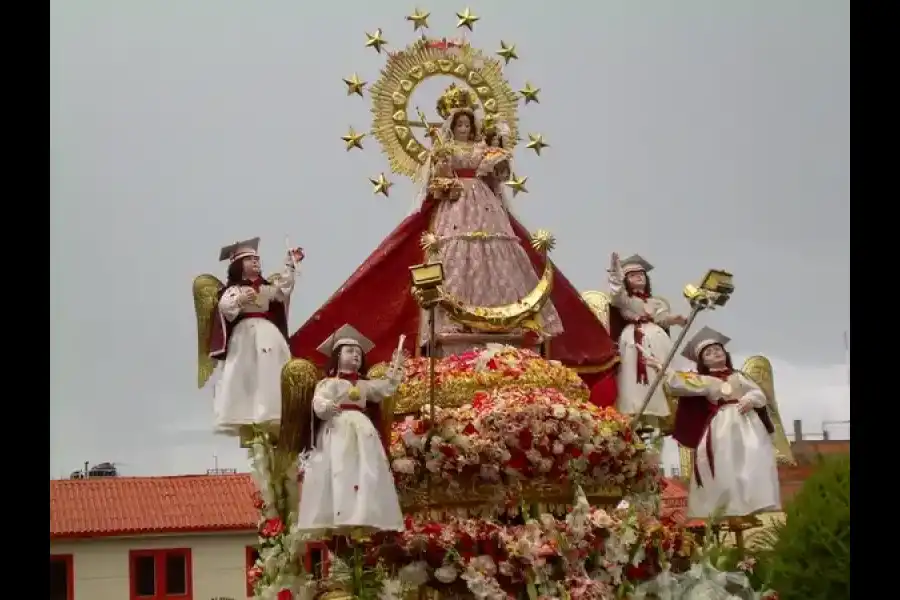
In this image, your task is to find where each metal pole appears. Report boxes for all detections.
[428,307,437,426]
[629,302,706,428]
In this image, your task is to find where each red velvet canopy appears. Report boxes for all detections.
[288,202,619,378]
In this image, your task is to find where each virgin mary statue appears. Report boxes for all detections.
[411,85,563,351]
[288,85,618,377]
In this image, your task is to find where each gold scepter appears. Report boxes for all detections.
[629,270,736,430]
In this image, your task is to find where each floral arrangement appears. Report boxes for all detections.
[390,385,658,509]
[246,429,311,600]
[322,487,691,599]
[390,346,588,414]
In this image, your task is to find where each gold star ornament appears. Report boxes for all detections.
[405,8,430,31]
[342,73,367,97]
[526,133,549,156]
[365,29,388,53]
[496,41,519,64]
[456,7,480,31]
[518,82,541,105]
[504,174,529,197]
[369,173,393,196]
[341,127,366,151]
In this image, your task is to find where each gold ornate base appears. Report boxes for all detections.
[400,480,623,515]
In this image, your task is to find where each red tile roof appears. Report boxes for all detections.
[50,474,258,540]
[660,478,688,524]
[50,474,691,540]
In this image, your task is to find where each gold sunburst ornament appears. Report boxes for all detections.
[420,231,439,255]
[531,229,556,254]
[368,39,519,177]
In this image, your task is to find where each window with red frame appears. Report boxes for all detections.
[305,542,330,580]
[129,548,193,600]
[245,546,260,597]
[50,554,74,600]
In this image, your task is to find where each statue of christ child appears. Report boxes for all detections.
[295,324,405,535]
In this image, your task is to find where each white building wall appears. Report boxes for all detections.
[51,531,257,600]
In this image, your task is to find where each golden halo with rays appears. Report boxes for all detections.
[369,38,519,178]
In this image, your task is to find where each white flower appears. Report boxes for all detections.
[434,565,459,583]
[398,561,430,587]
[378,578,403,600]
[392,458,416,474]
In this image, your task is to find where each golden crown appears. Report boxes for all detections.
[436,84,478,120]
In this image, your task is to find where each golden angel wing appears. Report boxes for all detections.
[741,355,796,465]
[367,362,397,444]
[581,290,612,331]
[279,359,321,455]
[192,274,224,389]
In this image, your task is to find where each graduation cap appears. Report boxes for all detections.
[219,237,260,263]
[682,325,732,361]
[316,324,375,356]
[620,254,654,275]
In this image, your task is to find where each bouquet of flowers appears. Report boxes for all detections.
[246,430,309,600]
[347,487,694,600]
[390,385,658,505]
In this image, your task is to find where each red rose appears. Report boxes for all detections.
[261,517,284,538]
[277,589,293,600]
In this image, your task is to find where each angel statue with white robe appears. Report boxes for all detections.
[604,252,688,430]
[295,324,405,536]
[649,326,793,520]
[192,237,304,436]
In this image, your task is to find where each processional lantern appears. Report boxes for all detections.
[683,269,735,309]
[409,262,445,309]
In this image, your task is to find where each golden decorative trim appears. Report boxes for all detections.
[571,355,620,374]
[399,480,623,513]
[370,39,519,178]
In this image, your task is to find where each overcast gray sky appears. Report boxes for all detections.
[50,1,849,477]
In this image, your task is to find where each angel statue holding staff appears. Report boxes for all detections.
[192,237,304,436]
[413,84,563,353]
[295,324,405,536]
[648,326,784,519]
[603,252,688,428]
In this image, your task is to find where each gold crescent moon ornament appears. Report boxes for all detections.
[436,230,555,333]
[369,38,519,178]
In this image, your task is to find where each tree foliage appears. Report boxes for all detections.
[763,454,850,600]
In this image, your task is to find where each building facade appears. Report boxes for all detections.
[50,474,260,600]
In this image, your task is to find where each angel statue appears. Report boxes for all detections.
[414,84,563,353]
[650,326,789,520]
[604,253,688,429]
[192,237,303,436]
[295,324,405,535]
